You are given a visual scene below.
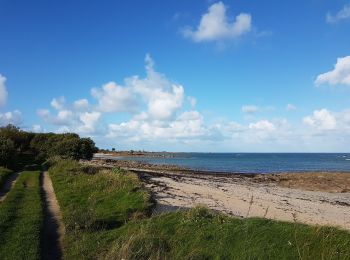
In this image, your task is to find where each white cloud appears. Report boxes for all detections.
[74,99,89,110]
[91,82,137,113]
[31,124,43,133]
[326,4,350,24]
[249,120,275,131]
[0,74,8,107]
[108,110,209,141]
[303,109,337,130]
[0,110,22,126]
[182,2,252,42]
[315,56,350,86]
[51,96,66,110]
[286,104,296,111]
[242,105,258,113]
[77,111,101,134]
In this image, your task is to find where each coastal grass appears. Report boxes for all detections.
[0,170,43,260]
[110,207,350,260]
[0,167,12,187]
[49,159,350,260]
[48,159,151,259]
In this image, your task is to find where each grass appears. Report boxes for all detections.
[0,170,43,260]
[110,207,350,260]
[0,167,13,187]
[48,159,151,259]
[49,159,350,260]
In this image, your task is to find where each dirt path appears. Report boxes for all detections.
[41,171,65,260]
[140,172,350,231]
[0,172,21,202]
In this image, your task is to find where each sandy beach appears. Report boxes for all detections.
[87,158,350,231]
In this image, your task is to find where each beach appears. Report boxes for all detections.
[87,158,350,231]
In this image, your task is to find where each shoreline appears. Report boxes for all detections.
[85,158,350,230]
[93,153,350,175]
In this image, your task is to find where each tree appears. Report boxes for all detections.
[0,137,16,167]
[78,138,98,160]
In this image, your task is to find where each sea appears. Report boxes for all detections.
[96,153,350,174]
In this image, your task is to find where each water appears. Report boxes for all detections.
[96,153,350,174]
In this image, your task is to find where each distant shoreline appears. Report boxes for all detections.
[94,152,350,175]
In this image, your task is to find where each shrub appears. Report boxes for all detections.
[0,137,16,167]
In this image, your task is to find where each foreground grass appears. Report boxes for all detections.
[0,167,13,187]
[50,159,350,260]
[49,159,151,259]
[110,208,350,260]
[0,170,42,260]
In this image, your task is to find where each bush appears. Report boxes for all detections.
[0,137,16,167]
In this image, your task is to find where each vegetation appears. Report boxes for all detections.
[0,137,16,167]
[48,159,151,259]
[0,167,12,187]
[0,171,42,260]
[0,124,98,169]
[48,159,350,260]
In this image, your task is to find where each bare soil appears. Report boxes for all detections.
[41,171,65,260]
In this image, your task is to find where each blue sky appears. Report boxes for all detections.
[1,0,350,152]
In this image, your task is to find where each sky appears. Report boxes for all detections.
[1,0,350,152]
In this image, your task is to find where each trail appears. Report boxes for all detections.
[0,172,21,202]
[41,171,65,260]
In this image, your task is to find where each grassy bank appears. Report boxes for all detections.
[49,159,151,259]
[0,167,13,187]
[49,160,350,259]
[111,208,350,259]
[0,170,42,260]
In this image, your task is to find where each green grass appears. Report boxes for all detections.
[0,170,43,260]
[48,159,151,259]
[49,159,350,260]
[0,167,12,187]
[110,207,350,260]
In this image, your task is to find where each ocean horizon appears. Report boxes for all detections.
[96,152,350,174]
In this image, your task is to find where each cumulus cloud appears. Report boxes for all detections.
[326,4,350,24]
[315,56,350,86]
[76,111,101,134]
[242,105,258,113]
[182,2,252,42]
[249,120,276,131]
[0,74,8,107]
[74,99,89,110]
[51,96,66,110]
[37,54,189,135]
[91,82,137,113]
[108,110,209,141]
[0,110,22,126]
[303,109,337,130]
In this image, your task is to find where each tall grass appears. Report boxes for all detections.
[0,171,43,260]
[108,207,350,260]
[49,159,151,259]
